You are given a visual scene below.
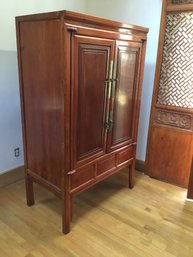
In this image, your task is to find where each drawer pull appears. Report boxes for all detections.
[67,27,77,33]
[67,170,76,175]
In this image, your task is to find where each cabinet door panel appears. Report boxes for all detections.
[71,34,114,167]
[107,41,141,151]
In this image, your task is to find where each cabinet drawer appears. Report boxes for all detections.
[70,165,95,190]
[97,155,116,176]
[117,147,133,166]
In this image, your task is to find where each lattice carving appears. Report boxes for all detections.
[155,109,192,130]
[157,12,193,109]
[172,0,193,3]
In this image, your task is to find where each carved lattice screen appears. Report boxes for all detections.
[145,0,193,188]
[157,12,193,108]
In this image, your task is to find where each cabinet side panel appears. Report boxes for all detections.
[18,19,64,188]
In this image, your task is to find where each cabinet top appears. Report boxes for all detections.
[15,10,149,35]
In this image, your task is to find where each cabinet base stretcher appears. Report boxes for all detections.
[26,162,135,234]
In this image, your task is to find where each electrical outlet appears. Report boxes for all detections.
[14,148,20,157]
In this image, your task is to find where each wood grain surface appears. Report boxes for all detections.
[1,170,193,257]
[16,10,148,233]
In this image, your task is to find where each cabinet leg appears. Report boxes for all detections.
[128,163,135,189]
[70,197,73,221]
[25,174,35,206]
[62,191,72,234]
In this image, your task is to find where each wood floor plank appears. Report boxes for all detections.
[0,170,193,257]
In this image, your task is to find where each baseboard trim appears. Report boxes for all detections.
[0,166,25,188]
[135,159,145,172]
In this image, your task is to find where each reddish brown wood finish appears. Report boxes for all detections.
[145,0,193,188]
[16,10,148,234]
[97,156,116,176]
[71,34,114,164]
[147,126,193,187]
[187,158,193,199]
[18,19,64,189]
[107,42,142,152]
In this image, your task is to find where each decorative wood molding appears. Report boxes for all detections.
[0,166,24,188]
[172,0,193,4]
[166,4,193,12]
[154,108,193,130]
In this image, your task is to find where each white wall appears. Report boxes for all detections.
[0,0,87,51]
[0,0,87,174]
[0,51,23,173]
[0,0,162,174]
[85,0,162,161]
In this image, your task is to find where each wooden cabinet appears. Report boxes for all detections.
[16,10,148,234]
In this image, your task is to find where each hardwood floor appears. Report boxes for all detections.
[0,170,193,257]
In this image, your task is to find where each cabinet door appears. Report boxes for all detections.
[71,34,115,167]
[107,41,142,152]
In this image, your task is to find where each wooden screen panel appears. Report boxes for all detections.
[157,12,193,109]
[145,1,193,188]
[157,12,193,108]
